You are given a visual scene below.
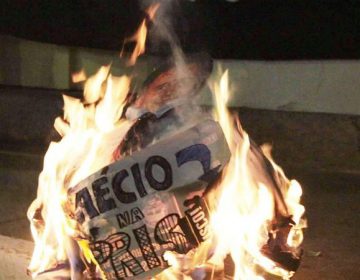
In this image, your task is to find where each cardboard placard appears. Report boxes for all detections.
[68,119,230,279]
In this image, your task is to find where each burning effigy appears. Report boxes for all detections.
[27,4,305,280]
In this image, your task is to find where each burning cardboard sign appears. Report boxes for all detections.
[27,5,305,279]
[67,119,230,279]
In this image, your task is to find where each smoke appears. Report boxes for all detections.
[141,1,183,53]
[140,0,188,74]
[116,1,215,157]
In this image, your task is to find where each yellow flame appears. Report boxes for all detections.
[206,70,306,279]
[152,69,307,280]
[27,67,134,277]
[28,7,159,276]
[212,70,234,149]
[28,37,305,279]
[208,71,271,279]
[261,143,306,248]
[83,65,111,104]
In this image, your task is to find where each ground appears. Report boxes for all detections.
[291,170,360,280]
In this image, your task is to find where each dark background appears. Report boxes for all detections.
[1,0,360,60]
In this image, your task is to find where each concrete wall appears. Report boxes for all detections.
[0,36,69,90]
[1,35,360,115]
[201,60,360,116]
[237,108,360,174]
[0,35,359,173]
[0,35,154,91]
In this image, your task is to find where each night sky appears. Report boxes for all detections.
[1,0,360,60]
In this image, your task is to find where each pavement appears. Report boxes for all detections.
[0,148,359,280]
[289,169,360,280]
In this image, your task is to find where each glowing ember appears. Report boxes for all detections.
[27,4,305,280]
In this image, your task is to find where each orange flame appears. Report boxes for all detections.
[27,5,161,277]
[71,69,87,83]
[28,6,305,278]
[27,69,134,277]
[152,70,306,280]
[28,68,305,279]
[123,3,160,66]
[207,70,305,279]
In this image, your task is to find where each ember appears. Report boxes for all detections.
[27,3,306,280]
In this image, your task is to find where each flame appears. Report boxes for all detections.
[27,69,134,278]
[27,6,158,277]
[71,69,87,83]
[153,70,306,280]
[28,67,305,278]
[203,71,305,279]
[208,72,275,279]
[123,3,160,66]
[28,5,305,278]
[261,143,306,248]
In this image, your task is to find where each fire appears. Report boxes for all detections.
[122,3,160,66]
[27,4,305,280]
[205,70,306,279]
[27,70,134,277]
[151,70,306,280]
[27,5,159,277]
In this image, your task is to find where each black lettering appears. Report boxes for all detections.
[192,211,205,223]
[154,214,190,254]
[184,196,211,243]
[117,211,130,229]
[131,163,148,197]
[133,225,161,269]
[116,207,145,229]
[196,218,208,230]
[75,188,99,224]
[92,176,116,213]
[112,169,137,204]
[90,232,144,278]
[188,206,201,216]
[145,156,172,191]
[100,166,109,175]
[89,240,111,265]
[199,226,209,239]
[131,207,145,224]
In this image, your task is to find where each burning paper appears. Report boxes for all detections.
[67,119,230,279]
[27,4,305,280]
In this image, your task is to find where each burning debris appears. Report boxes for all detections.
[67,118,230,279]
[27,4,305,280]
